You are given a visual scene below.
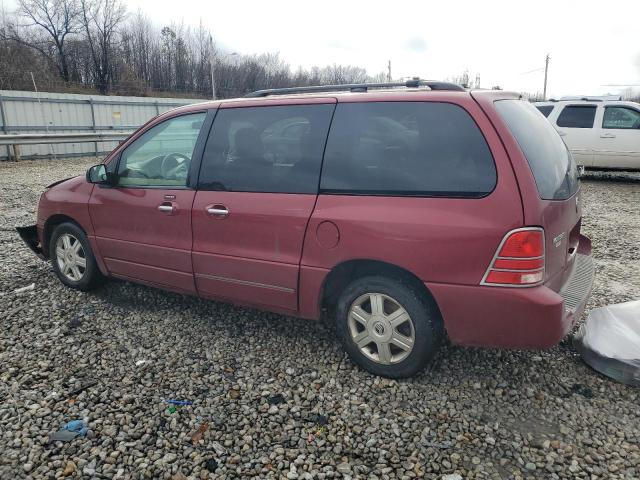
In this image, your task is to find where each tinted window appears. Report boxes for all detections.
[117,113,205,187]
[556,105,596,128]
[603,106,640,129]
[198,104,334,193]
[535,105,554,117]
[495,100,579,200]
[320,102,496,196]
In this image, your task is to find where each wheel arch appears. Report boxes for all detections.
[319,259,443,321]
[43,214,86,257]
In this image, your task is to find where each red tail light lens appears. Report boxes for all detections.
[482,228,545,286]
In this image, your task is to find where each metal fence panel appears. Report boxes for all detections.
[0,90,205,160]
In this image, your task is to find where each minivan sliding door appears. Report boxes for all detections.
[192,101,335,312]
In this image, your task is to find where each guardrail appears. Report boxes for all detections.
[0,132,133,160]
[0,132,132,146]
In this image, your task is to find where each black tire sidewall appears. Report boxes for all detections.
[336,275,441,378]
[49,222,101,291]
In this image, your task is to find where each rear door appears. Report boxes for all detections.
[192,100,335,312]
[554,104,598,167]
[595,105,640,169]
[89,111,208,293]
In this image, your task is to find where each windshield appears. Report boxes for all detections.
[495,99,579,200]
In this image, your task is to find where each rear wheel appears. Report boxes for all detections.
[49,222,104,291]
[336,275,442,378]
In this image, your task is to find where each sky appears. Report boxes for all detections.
[7,0,640,97]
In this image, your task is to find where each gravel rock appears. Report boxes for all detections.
[1,159,639,479]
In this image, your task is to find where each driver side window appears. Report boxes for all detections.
[117,112,206,187]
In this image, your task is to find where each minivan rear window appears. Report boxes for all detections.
[495,100,579,200]
[320,102,496,196]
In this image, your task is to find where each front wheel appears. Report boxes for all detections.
[336,275,443,378]
[49,222,104,291]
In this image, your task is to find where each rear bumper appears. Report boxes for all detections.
[16,225,46,260]
[428,234,594,349]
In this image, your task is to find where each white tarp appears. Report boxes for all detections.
[574,300,640,386]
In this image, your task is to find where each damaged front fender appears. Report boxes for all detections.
[16,225,46,260]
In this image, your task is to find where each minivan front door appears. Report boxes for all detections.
[192,101,335,313]
[89,111,208,293]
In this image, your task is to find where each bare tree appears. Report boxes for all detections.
[80,0,126,93]
[0,0,399,97]
[3,0,81,82]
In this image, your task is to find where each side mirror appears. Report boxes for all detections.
[86,164,110,184]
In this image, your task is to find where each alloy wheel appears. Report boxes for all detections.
[55,233,87,282]
[347,292,415,365]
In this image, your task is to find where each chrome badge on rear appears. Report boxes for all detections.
[553,232,566,248]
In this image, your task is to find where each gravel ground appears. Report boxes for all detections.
[1,158,639,480]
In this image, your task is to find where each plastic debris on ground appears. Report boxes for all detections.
[191,422,209,444]
[164,398,193,414]
[307,412,328,425]
[210,441,227,456]
[49,419,88,442]
[165,399,193,406]
[267,394,285,405]
[574,300,640,387]
[204,459,218,472]
[13,283,35,294]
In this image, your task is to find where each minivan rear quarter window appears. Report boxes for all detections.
[320,102,496,196]
[556,105,597,128]
[495,100,579,200]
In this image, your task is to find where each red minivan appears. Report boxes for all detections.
[17,80,594,377]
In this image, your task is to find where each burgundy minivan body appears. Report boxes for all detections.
[19,86,594,377]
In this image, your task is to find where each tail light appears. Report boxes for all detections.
[481,227,545,287]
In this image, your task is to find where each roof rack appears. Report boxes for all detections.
[549,95,622,102]
[244,79,465,98]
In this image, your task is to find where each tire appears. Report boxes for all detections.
[49,222,104,291]
[335,275,443,378]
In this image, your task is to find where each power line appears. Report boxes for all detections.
[518,67,545,75]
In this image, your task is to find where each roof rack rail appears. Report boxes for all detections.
[549,95,622,102]
[244,79,465,98]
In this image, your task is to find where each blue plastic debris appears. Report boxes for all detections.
[165,399,193,406]
[49,419,88,442]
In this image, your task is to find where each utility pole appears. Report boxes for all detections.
[543,54,550,100]
[210,35,216,100]
[387,60,391,82]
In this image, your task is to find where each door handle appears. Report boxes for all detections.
[600,133,616,138]
[207,205,229,218]
[558,131,567,136]
[158,202,177,214]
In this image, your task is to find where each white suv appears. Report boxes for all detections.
[534,97,640,171]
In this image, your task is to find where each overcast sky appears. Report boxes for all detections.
[9,0,640,97]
